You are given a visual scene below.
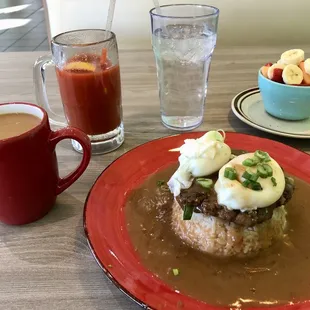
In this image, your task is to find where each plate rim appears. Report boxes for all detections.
[83,131,310,310]
[231,87,310,139]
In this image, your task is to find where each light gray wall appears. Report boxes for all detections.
[45,0,310,49]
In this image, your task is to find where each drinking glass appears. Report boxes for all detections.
[34,29,124,155]
[150,5,219,131]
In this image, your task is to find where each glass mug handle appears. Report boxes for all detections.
[33,55,67,127]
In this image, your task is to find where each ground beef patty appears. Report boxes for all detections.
[176,176,295,227]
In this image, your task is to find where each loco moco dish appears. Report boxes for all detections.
[125,131,310,307]
[168,131,294,256]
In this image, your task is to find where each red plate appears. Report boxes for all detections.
[84,132,310,310]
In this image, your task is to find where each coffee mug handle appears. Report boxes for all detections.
[49,127,91,195]
[33,54,67,127]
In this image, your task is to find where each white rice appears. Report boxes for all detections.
[172,201,287,257]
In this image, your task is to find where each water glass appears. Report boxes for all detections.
[150,4,219,131]
[34,29,124,155]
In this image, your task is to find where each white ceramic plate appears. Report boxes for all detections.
[231,87,310,139]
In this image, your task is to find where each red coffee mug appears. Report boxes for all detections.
[0,102,91,225]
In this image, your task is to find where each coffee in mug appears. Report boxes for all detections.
[0,113,41,139]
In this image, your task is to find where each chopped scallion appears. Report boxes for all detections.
[183,204,194,220]
[250,182,263,191]
[224,167,237,180]
[157,180,165,187]
[271,177,277,187]
[250,173,259,182]
[196,178,213,189]
[242,180,262,191]
[262,164,273,177]
[255,150,268,160]
[252,156,260,164]
[242,170,259,182]
[242,179,251,187]
[172,268,179,276]
[242,170,252,180]
[242,158,256,167]
[257,164,268,178]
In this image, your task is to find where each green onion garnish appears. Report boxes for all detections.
[255,150,268,160]
[242,158,256,167]
[172,268,179,276]
[254,150,271,162]
[242,170,251,180]
[242,179,251,187]
[196,178,213,189]
[252,156,260,164]
[242,156,260,167]
[224,167,237,180]
[262,164,273,177]
[250,182,263,191]
[183,204,194,220]
[257,164,268,178]
[242,170,259,182]
[271,177,277,187]
[242,180,262,191]
[250,173,259,182]
[157,180,165,187]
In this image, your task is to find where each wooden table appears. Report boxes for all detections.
[0,48,309,310]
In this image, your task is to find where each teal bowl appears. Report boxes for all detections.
[258,70,310,120]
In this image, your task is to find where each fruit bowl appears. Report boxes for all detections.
[258,71,310,121]
[258,49,310,121]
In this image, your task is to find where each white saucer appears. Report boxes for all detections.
[231,87,310,139]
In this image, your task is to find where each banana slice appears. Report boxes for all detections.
[65,61,96,72]
[282,64,303,85]
[280,49,305,65]
[304,58,310,75]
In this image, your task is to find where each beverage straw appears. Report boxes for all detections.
[106,0,116,33]
[101,0,116,64]
[152,0,167,34]
[153,0,162,14]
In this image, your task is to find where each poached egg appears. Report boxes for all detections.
[168,131,231,196]
[215,153,286,212]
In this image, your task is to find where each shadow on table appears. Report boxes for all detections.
[0,192,83,264]
[228,110,310,152]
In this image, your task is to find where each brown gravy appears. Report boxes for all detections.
[0,113,41,140]
[125,163,310,308]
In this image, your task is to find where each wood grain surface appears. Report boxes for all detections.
[0,47,309,310]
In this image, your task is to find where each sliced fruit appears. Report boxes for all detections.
[261,63,272,78]
[277,59,285,65]
[64,61,96,72]
[270,68,284,83]
[304,58,310,75]
[282,64,303,85]
[261,66,269,78]
[299,61,310,84]
[267,63,285,83]
[280,49,305,65]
